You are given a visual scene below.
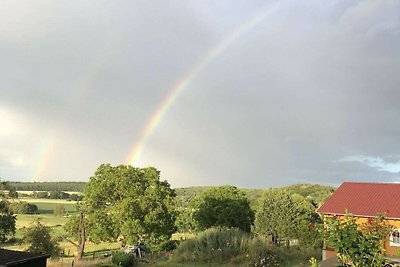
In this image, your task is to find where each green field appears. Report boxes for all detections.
[17,197,77,214]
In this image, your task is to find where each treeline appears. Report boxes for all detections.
[31,191,83,201]
[8,182,86,192]
[7,181,334,208]
[175,183,334,209]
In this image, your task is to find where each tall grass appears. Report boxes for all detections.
[172,227,320,266]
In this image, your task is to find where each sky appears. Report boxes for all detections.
[1,0,400,188]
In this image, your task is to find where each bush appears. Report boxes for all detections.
[23,220,61,257]
[161,240,179,251]
[173,227,259,263]
[9,202,38,214]
[172,227,320,266]
[111,252,137,267]
[53,204,65,216]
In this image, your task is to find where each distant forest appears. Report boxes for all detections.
[8,181,87,192]
[7,181,335,207]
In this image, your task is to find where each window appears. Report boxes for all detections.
[390,229,400,247]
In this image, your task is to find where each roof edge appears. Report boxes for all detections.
[318,211,400,220]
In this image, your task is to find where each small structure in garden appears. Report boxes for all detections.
[0,249,49,267]
[317,182,400,261]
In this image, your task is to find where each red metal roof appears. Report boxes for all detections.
[317,182,400,219]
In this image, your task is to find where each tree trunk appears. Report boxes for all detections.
[77,212,86,260]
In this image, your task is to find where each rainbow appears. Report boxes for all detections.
[126,2,281,166]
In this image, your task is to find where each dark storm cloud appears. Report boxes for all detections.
[0,0,399,187]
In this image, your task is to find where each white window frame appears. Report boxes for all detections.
[390,229,400,247]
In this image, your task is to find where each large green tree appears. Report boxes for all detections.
[84,164,176,250]
[0,180,16,243]
[191,185,254,232]
[254,189,316,246]
[0,200,16,243]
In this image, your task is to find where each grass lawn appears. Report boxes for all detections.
[16,214,70,228]
[20,198,77,214]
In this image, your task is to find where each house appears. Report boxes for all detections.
[0,249,49,267]
[317,182,400,261]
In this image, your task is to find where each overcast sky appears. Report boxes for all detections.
[1,0,400,188]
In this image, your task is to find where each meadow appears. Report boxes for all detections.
[4,195,121,262]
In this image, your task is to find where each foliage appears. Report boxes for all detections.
[254,189,317,246]
[309,257,318,267]
[173,227,319,266]
[23,219,61,257]
[8,188,18,198]
[64,213,80,236]
[325,213,392,267]
[9,201,39,214]
[8,181,86,192]
[53,204,65,216]
[173,227,252,263]
[84,164,176,250]
[49,191,70,199]
[174,187,212,208]
[161,239,179,251]
[283,184,335,208]
[69,193,83,201]
[254,189,303,244]
[296,220,323,249]
[112,252,137,267]
[191,186,254,232]
[0,200,16,243]
[175,207,197,233]
[33,191,50,198]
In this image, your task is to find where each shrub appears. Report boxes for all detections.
[9,202,38,214]
[111,252,137,267]
[172,227,320,266]
[23,220,61,257]
[53,204,65,216]
[161,239,179,251]
[173,227,248,263]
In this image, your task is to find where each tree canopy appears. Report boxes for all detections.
[0,200,16,243]
[191,185,254,232]
[84,164,176,250]
[253,189,317,246]
[23,220,61,257]
[0,180,16,243]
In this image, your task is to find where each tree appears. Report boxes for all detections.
[9,201,38,214]
[0,200,16,243]
[84,164,176,250]
[253,189,315,246]
[64,207,86,259]
[175,207,197,233]
[0,180,16,243]
[69,193,83,201]
[8,188,18,198]
[33,191,49,199]
[325,213,391,267]
[191,186,254,232]
[53,204,65,216]
[23,219,61,257]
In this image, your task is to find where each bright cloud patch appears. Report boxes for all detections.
[338,156,400,174]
